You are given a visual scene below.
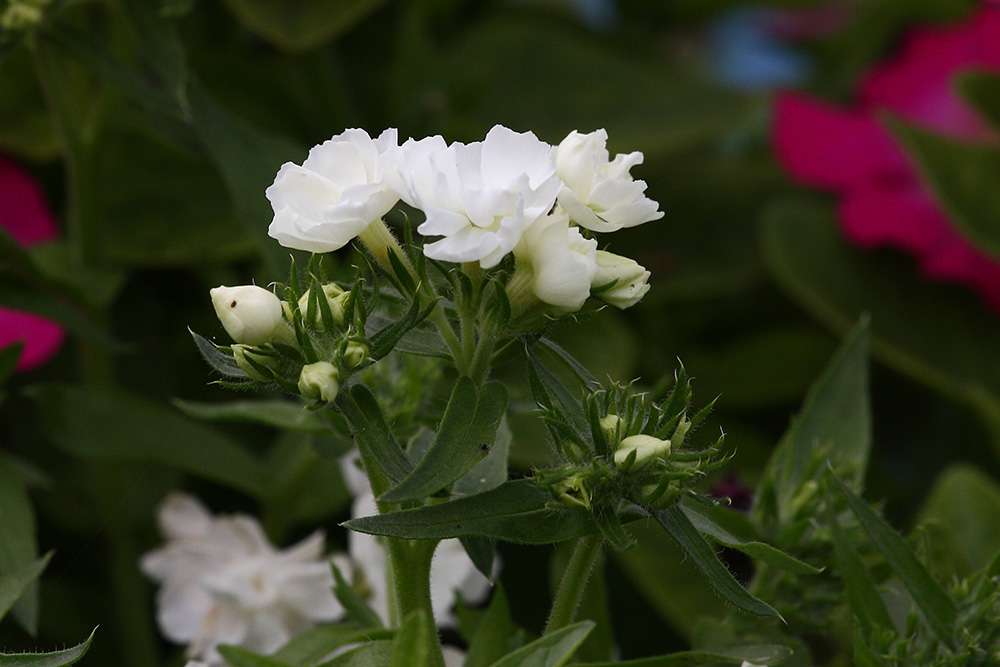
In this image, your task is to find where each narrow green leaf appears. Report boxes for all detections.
[332,563,383,629]
[380,378,507,503]
[390,610,430,667]
[190,329,248,378]
[651,505,782,619]
[680,500,821,575]
[0,456,38,634]
[833,473,958,648]
[957,71,1000,133]
[337,385,413,483]
[0,628,95,666]
[488,621,594,667]
[173,398,326,433]
[460,536,497,581]
[218,645,294,667]
[567,643,793,666]
[369,298,437,361]
[852,623,888,667]
[889,116,1000,263]
[0,553,50,624]
[453,417,511,497]
[344,479,593,544]
[828,510,894,636]
[537,338,600,390]
[273,626,394,664]
[466,587,521,667]
[525,346,588,440]
[28,384,267,496]
[316,639,393,667]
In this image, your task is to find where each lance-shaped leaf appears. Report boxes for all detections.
[332,563,383,629]
[0,628,95,666]
[680,499,821,575]
[0,455,39,634]
[174,398,327,432]
[380,377,507,503]
[490,622,594,667]
[650,505,782,619]
[337,385,413,483]
[369,298,438,361]
[344,479,593,544]
[315,639,393,666]
[828,509,894,637]
[0,553,50,624]
[525,345,589,443]
[272,626,394,665]
[567,643,793,666]
[190,329,248,379]
[833,472,957,649]
[390,610,430,667]
[465,586,522,667]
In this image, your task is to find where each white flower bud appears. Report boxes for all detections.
[592,251,650,309]
[341,340,369,369]
[298,361,340,402]
[232,344,277,382]
[599,413,625,445]
[613,434,671,471]
[297,283,348,329]
[210,285,286,345]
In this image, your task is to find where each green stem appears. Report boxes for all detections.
[544,534,603,635]
[386,538,446,667]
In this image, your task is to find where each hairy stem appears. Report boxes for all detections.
[544,533,603,635]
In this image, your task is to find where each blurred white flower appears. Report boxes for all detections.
[396,125,561,268]
[210,285,287,346]
[591,250,651,309]
[553,129,663,233]
[266,128,400,253]
[141,493,345,666]
[512,212,597,311]
[341,455,494,626]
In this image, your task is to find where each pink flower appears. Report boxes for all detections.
[772,6,1000,310]
[0,155,65,371]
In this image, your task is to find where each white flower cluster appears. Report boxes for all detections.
[266,125,662,312]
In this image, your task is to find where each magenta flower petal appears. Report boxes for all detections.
[0,154,65,371]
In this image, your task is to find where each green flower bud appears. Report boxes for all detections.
[613,434,671,471]
[232,344,277,382]
[298,284,348,329]
[211,285,290,346]
[553,475,591,510]
[298,361,340,402]
[341,340,369,369]
[599,413,625,446]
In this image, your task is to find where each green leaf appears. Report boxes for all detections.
[0,628,94,666]
[0,455,38,634]
[915,464,1000,579]
[190,330,249,379]
[567,643,793,666]
[650,505,782,619]
[0,553,50,624]
[380,377,508,503]
[679,499,821,575]
[218,645,293,667]
[888,117,1000,263]
[453,417,511,497]
[28,384,268,496]
[173,398,327,433]
[465,587,521,667]
[488,621,593,667]
[760,197,1000,452]
[759,317,871,525]
[344,479,593,544]
[828,509,894,637]
[852,623,888,667]
[332,563,384,629]
[957,71,1000,133]
[220,0,390,52]
[316,640,393,667]
[273,626,394,665]
[369,299,438,361]
[390,610,430,667]
[833,472,957,648]
[337,385,413,483]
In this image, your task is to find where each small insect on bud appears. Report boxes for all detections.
[210,285,286,346]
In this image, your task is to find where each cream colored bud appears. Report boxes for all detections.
[232,344,277,382]
[341,340,369,369]
[297,284,348,329]
[298,361,340,402]
[210,285,285,345]
[613,434,671,471]
[592,251,650,309]
[599,413,624,445]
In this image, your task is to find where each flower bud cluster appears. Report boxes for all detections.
[208,275,370,405]
[265,125,661,319]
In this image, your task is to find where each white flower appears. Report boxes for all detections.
[512,212,597,311]
[613,434,671,470]
[266,129,400,253]
[591,250,651,309]
[210,285,286,346]
[298,361,340,402]
[396,125,561,268]
[553,129,663,233]
[341,455,493,627]
[140,493,345,665]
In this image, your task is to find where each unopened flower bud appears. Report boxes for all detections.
[599,413,624,445]
[211,285,287,346]
[613,434,671,471]
[298,361,340,402]
[297,284,348,329]
[553,475,591,510]
[341,340,369,369]
[232,344,278,382]
[591,251,650,309]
